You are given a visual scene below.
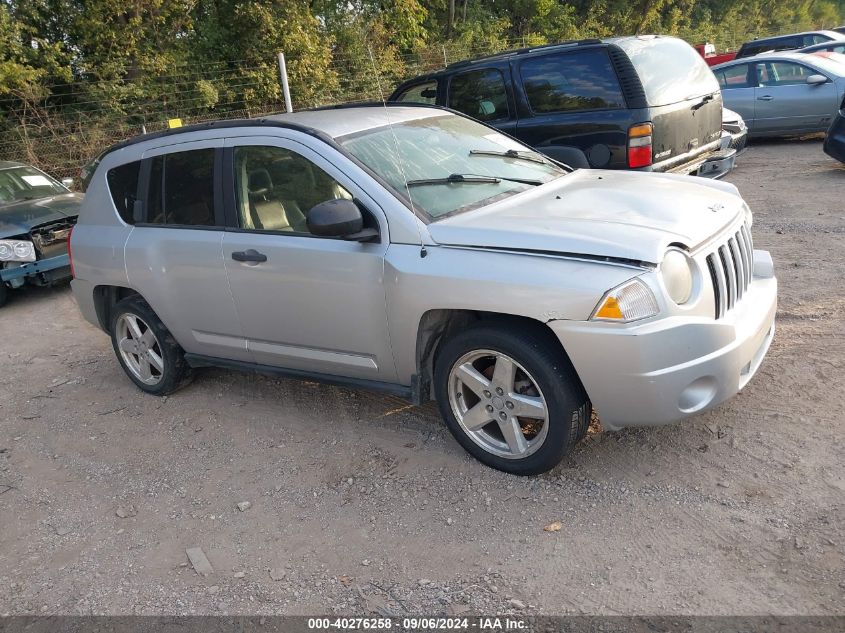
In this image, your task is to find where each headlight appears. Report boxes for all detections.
[661,248,694,305]
[591,278,659,322]
[0,239,36,262]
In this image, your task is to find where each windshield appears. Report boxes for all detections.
[338,114,566,219]
[0,166,66,207]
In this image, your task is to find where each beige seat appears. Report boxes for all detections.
[248,169,307,232]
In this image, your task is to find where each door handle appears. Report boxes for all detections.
[231,249,267,263]
[757,95,774,101]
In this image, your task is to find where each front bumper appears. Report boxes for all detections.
[549,251,777,430]
[0,253,71,284]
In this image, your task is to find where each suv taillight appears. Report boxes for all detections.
[67,225,75,278]
[628,122,653,168]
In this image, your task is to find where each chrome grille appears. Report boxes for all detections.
[705,224,753,319]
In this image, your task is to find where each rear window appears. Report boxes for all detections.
[617,36,719,106]
[519,50,625,113]
[106,161,140,224]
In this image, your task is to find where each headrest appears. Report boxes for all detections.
[248,169,272,196]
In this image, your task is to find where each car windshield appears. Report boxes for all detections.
[0,166,66,207]
[338,114,566,219]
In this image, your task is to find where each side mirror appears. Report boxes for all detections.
[61,177,74,189]
[307,199,379,242]
[806,74,828,86]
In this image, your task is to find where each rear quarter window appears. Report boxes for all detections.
[394,81,438,104]
[519,50,625,113]
[106,161,141,224]
[617,37,719,106]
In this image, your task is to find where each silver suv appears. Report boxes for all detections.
[70,105,777,475]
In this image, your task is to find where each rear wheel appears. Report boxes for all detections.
[434,325,590,475]
[109,296,192,395]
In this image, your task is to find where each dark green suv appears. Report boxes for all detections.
[390,35,735,177]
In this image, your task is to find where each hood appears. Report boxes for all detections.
[427,170,745,265]
[0,193,82,237]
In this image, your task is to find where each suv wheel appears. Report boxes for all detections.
[110,296,192,395]
[434,325,590,475]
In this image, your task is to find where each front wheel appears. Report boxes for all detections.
[434,325,590,475]
[109,296,193,395]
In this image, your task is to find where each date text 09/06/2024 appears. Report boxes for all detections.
[306,617,527,630]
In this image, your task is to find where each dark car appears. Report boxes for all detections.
[0,161,81,307]
[390,35,735,177]
[799,40,845,55]
[823,93,845,163]
[834,26,845,35]
[736,30,845,58]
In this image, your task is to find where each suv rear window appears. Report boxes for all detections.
[448,69,509,122]
[106,161,140,224]
[395,81,438,104]
[520,50,625,113]
[616,37,719,106]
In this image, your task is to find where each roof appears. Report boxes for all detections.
[712,51,845,75]
[744,30,845,44]
[266,104,448,138]
[97,104,454,160]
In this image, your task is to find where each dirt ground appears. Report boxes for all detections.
[0,139,843,617]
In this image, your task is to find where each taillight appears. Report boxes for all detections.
[628,122,653,168]
[67,225,75,278]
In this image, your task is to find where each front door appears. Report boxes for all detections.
[124,140,251,362]
[221,137,397,383]
[753,61,838,133]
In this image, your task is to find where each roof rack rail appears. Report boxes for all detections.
[446,38,604,69]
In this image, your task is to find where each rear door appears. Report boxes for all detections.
[124,140,250,362]
[512,48,629,168]
[752,60,838,133]
[714,63,757,129]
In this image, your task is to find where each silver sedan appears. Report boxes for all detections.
[713,52,845,136]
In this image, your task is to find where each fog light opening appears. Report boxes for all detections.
[678,376,718,413]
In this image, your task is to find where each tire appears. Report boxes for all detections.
[0,283,8,308]
[434,324,590,476]
[109,295,193,395]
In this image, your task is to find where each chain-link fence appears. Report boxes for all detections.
[0,26,831,181]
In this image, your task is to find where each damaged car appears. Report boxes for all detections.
[0,161,80,307]
[70,106,777,475]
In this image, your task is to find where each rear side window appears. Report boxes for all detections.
[146,149,216,226]
[616,37,720,106]
[448,69,509,122]
[715,65,751,89]
[520,50,625,113]
[106,161,140,224]
[395,81,438,104]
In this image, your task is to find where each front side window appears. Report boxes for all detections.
[448,69,509,122]
[716,65,751,89]
[146,149,216,226]
[107,161,140,224]
[520,50,625,113]
[0,165,66,207]
[233,146,352,233]
[758,62,817,86]
[395,81,438,104]
[340,113,566,219]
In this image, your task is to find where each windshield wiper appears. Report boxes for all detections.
[469,148,549,164]
[406,173,543,187]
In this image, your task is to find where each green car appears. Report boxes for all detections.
[0,161,81,307]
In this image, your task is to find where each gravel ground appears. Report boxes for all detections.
[0,139,843,617]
